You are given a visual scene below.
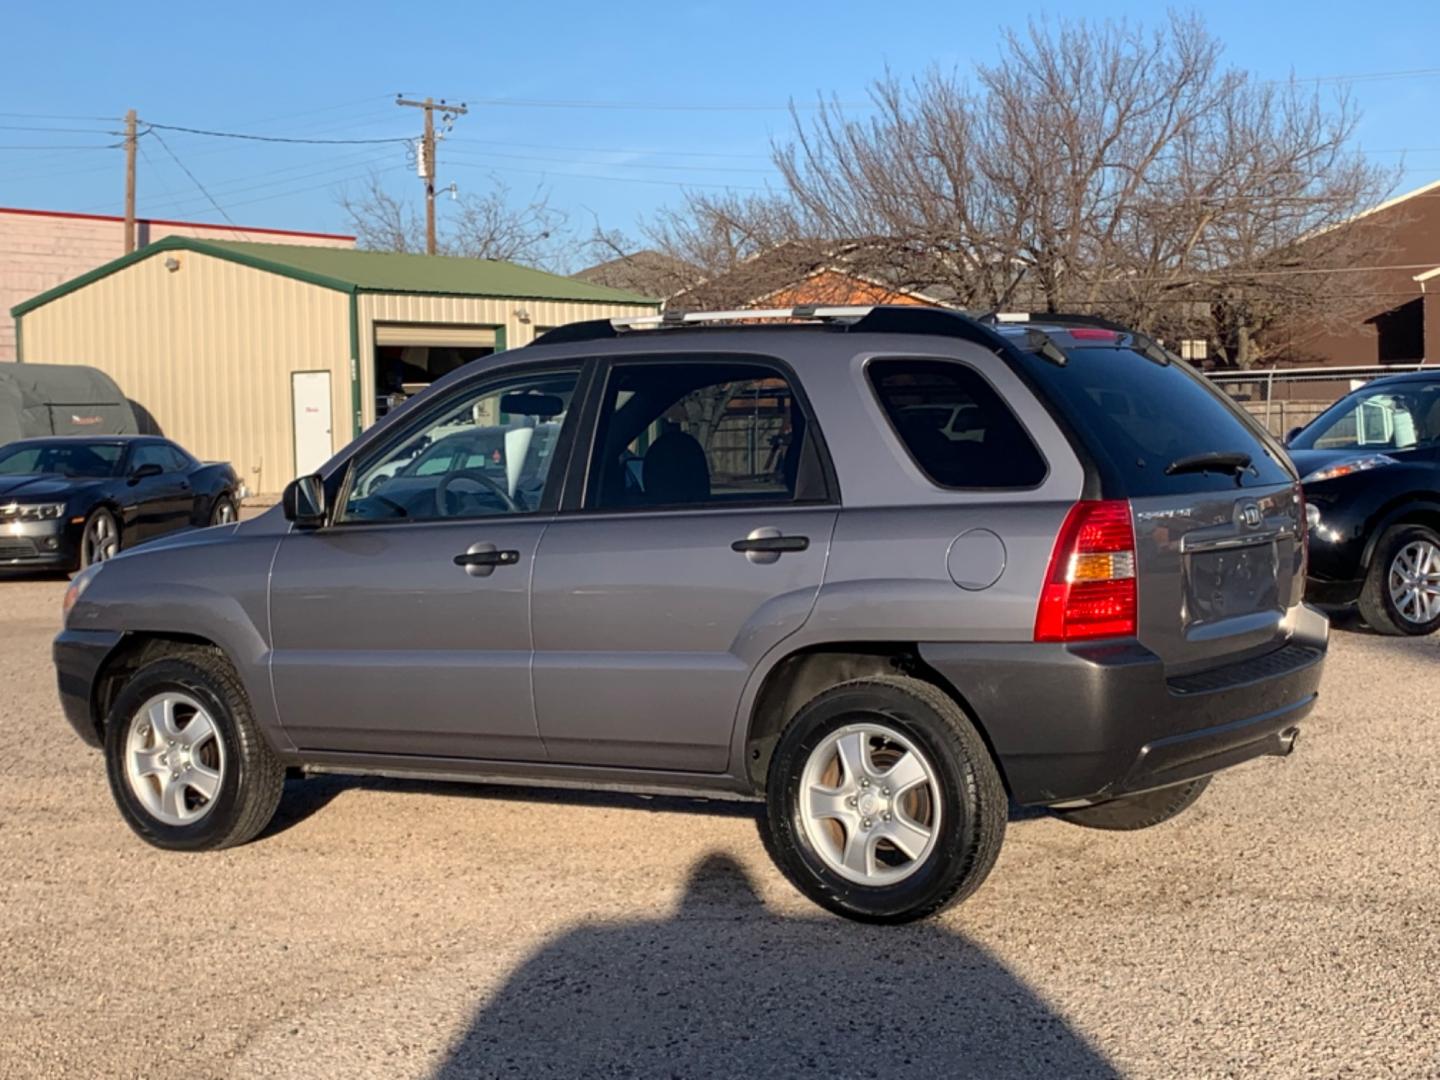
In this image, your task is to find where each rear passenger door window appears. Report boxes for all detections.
[586,359,830,511]
[868,359,1048,488]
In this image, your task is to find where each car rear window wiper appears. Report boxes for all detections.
[1164,451,1253,477]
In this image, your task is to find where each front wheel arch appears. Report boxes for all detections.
[1358,499,1440,575]
[90,633,229,744]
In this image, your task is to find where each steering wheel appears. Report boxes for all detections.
[435,468,521,517]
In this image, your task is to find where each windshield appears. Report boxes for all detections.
[1290,381,1440,452]
[0,441,124,478]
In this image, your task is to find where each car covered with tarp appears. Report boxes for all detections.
[0,363,137,444]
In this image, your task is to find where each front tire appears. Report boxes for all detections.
[1051,776,1211,831]
[1358,524,1440,636]
[103,651,285,850]
[762,675,1007,924]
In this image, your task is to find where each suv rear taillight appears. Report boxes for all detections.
[1035,499,1137,642]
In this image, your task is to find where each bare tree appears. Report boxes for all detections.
[337,173,573,269]
[646,14,1396,367]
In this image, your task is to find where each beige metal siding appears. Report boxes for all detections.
[19,249,351,495]
[356,294,657,426]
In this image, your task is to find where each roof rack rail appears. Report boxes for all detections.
[980,311,1133,333]
[530,304,1021,357]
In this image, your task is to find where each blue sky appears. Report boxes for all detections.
[3,0,1439,258]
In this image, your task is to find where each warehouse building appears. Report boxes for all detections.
[10,237,658,495]
[0,205,353,362]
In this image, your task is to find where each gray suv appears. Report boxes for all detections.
[54,307,1327,923]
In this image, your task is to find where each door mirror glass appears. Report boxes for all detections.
[128,461,164,483]
[1284,426,1303,446]
[283,473,327,527]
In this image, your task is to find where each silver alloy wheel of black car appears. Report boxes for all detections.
[81,509,120,566]
[1388,538,1440,627]
[211,497,237,525]
[122,691,227,826]
[797,721,943,885]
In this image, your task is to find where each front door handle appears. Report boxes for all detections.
[732,528,809,564]
[454,542,520,578]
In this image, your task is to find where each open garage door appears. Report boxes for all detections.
[373,324,499,419]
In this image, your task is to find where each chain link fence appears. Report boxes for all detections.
[1207,364,1432,437]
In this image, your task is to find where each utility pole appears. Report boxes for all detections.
[123,109,138,254]
[396,96,467,255]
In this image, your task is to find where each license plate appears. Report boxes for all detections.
[1186,542,1280,625]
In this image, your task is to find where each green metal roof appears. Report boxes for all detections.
[11,235,659,317]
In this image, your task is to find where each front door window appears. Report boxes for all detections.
[342,371,578,521]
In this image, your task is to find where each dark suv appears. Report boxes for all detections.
[54,307,1327,923]
[1286,371,1440,635]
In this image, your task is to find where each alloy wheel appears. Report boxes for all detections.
[123,692,227,826]
[83,513,119,564]
[212,499,237,525]
[1388,539,1440,626]
[798,722,942,886]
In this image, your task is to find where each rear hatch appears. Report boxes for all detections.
[1009,331,1304,672]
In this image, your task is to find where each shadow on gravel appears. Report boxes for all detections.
[431,853,1115,1080]
[264,774,1056,841]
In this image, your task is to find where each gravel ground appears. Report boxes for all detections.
[1,576,1436,1079]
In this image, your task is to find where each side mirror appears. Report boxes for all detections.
[282,473,328,528]
[128,462,163,484]
[1284,427,1303,446]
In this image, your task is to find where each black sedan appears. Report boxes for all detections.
[1287,370,1440,635]
[0,436,244,572]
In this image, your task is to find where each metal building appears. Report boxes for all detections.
[10,237,658,494]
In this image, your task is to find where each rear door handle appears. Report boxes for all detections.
[454,543,520,578]
[731,535,809,553]
[732,529,809,564]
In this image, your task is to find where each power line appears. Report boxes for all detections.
[0,111,119,122]
[0,123,118,134]
[445,148,775,174]
[0,143,117,150]
[448,159,772,192]
[446,136,774,161]
[146,129,244,232]
[145,121,408,146]
[461,96,869,112]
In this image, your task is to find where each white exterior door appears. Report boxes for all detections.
[291,371,333,478]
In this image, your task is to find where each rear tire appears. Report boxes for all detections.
[103,651,285,851]
[209,494,238,526]
[762,675,1007,924]
[1357,524,1440,636]
[1052,776,1211,831]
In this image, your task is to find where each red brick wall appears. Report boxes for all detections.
[1275,182,1440,367]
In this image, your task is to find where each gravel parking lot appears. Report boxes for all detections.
[1,576,1436,1079]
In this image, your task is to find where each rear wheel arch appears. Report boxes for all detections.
[740,643,1009,796]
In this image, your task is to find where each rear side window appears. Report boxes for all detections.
[867,359,1048,488]
[1015,348,1292,496]
[587,358,830,511]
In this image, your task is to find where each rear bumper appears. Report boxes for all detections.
[54,628,123,748]
[918,605,1328,806]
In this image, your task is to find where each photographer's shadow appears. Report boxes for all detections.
[434,853,1116,1079]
